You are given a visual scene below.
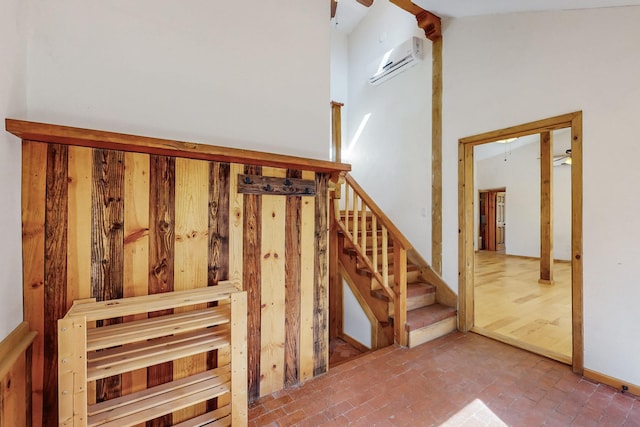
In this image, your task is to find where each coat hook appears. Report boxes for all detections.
[304,187,310,194]
[244,176,251,184]
[284,178,292,186]
[265,184,272,192]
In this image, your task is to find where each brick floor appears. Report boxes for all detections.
[249,332,640,426]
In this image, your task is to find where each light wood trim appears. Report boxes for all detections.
[583,369,640,397]
[540,131,554,284]
[345,174,413,250]
[6,119,351,173]
[393,249,408,347]
[0,322,37,381]
[382,227,390,291]
[571,112,584,374]
[459,111,583,371]
[431,36,443,275]
[330,101,344,163]
[459,112,579,146]
[230,291,248,426]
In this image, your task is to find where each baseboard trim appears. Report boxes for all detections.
[339,333,370,354]
[583,368,640,397]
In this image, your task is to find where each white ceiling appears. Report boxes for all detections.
[332,0,640,33]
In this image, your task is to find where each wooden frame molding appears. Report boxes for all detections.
[5,119,351,174]
[583,369,640,398]
[458,111,584,374]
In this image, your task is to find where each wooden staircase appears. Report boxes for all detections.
[331,174,457,349]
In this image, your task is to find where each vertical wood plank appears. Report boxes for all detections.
[260,167,287,396]
[208,162,231,410]
[1,353,27,427]
[458,142,474,332]
[284,170,302,387]
[393,249,408,346]
[231,291,248,426]
[299,171,316,382]
[229,163,244,286]
[540,131,554,284]
[244,164,262,402]
[571,113,584,374]
[122,152,150,400]
[432,36,443,275]
[313,173,329,376]
[21,141,47,427]
[91,149,125,403]
[173,158,210,422]
[147,155,175,427]
[67,146,93,307]
[44,143,68,427]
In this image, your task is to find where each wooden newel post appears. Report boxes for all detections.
[330,101,344,164]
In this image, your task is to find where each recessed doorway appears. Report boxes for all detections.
[458,112,583,374]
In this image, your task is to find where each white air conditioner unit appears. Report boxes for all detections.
[368,37,423,86]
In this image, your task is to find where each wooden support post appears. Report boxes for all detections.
[231,291,248,426]
[331,101,344,199]
[432,36,443,275]
[571,113,584,374]
[393,249,408,347]
[540,131,554,284]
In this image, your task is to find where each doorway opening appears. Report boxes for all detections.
[458,112,583,374]
[478,188,506,252]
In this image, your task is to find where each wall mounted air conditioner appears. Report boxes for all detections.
[368,37,423,86]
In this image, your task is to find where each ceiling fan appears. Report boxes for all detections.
[331,0,374,19]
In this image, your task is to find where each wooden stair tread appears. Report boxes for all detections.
[87,306,230,351]
[88,367,230,426]
[356,263,419,277]
[371,282,435,302]
[87,326,230,381]
[405,304,457,332]
[173,406,231,427]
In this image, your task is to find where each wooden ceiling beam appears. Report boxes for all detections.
[389,0,441,41]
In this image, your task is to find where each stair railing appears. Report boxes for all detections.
[332,174,411,346]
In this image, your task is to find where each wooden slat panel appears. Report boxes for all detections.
[299,171,316,382]
[91,149,125,403]
[228,164,244,285]
[21,140,47,427]
[313,174,329,376]
[67,146,93,307]
[243,164,262,402]
[122,152,150,401]
[173,157,210,422]
[284,170,302,387]
[260,167,287,396]
[44,143,69,426]
[147,155,175,427]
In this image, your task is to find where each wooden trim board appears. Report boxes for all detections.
[583,369,640,398]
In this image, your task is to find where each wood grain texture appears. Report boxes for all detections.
[147,155,176,427]
[122,152,150,401]
[313,174,329,376]
[44,144,69,427]
[21,140,47,427]
[540,132,554,283]
[66,146,93,307]
[284,170,302,387]
[299,171,316,382]
[570,113,584,374]
[431,36,443,275]
[91,149,125,403]
[237,174,316,196]
[173,158,210,422]
[209,162,231,287]
[259,167,287,397]
[228,164,244,286]
[244,164,262,402]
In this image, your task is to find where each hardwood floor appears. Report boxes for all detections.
[474,251,572,364]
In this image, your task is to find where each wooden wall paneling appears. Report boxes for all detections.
[313,174,329,376]
[260,167,287,397]
[299,171,316,382]
[173,158,210,422]
[43,144,69,426]
[21,141,47,427]
[122,152,150,406]
[66,146,93,307]
[91,149,125,404]
[244,164,262,402]
[147,155,176,427]
[432,36,443,275]
[284,170,302,387]
[228,163,244,286]
[208,161,231,410]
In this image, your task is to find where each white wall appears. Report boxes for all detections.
[475,134,572,260]
[342,281,371,348]
[331,30,349,158]
[0,0,28,341]
[27,0,330,159]
[442,7,640,386]
[345,0,433,260]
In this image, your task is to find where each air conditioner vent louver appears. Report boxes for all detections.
[369,37,423,86]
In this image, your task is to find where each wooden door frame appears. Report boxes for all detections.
[458,111,583,374]
[478,188,506,252]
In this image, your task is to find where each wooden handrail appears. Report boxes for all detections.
[344,174,413,250]
[5,119,351,173]
[0,322,37,380]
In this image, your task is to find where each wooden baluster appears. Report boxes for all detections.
[382,226,389,290]
[372,216,378,274]
[360,201,367,253]
[344,183,350,237]
[352,194,359,250]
